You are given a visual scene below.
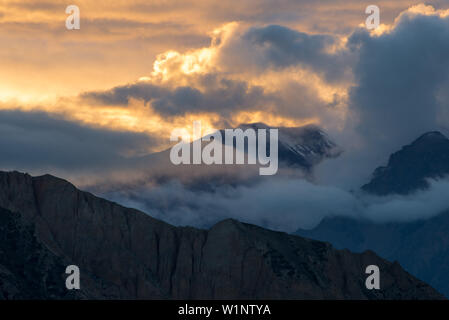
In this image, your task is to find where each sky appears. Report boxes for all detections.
[2,1,449,230]
[1,1,448,139]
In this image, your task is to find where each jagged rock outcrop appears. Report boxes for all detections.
[0,171,443,299]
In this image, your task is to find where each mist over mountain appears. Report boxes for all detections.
[92,128,449,232]
[142,122,341,180]
[81,123,339,191]
[0,170,442,299]
[89,123,346,228]
[297,131,449,297]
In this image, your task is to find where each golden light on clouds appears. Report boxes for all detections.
[1,0,448,155]
[149,47,216,81]
[405,3,449,17]
[149,22,237,81]
[364,4,449,36]
[232,111,319,128]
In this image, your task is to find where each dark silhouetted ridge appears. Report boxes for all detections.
[0,171,443,299]
[362,131,449,195]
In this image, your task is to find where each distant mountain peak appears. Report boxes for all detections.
[236,122,341,170]
[198,122,341,171]
[412,131,448,144]
[362,131,449,195]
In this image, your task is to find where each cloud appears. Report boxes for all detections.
[90,5,449,231]
[101,175,449,233]
[317,6,449,187]
[82,75,269,117]
[2,0,446,114]
[80,22,349,124]
[348,8,449,150]
[101,177,358,231]
[0,109,157,174]
[82,5,449,201]
[218,24,352,83]
[362,179,449,223]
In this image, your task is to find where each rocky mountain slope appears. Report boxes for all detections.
[362,131,449,195]
[0,171,443,299]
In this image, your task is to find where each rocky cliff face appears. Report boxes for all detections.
[0,171,443,299]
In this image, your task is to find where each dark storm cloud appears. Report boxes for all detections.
[348,12,449,154]
[82,76,269,116]
[241,25,351,82]
[151,77,267,116]
[244,25,333,64]
[0,109,156,171]
[82,82,167,106]
[317,10,449,187]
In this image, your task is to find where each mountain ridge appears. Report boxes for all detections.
[362,130,449,195]
[0,170,443,299]
[296,210,449,298]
